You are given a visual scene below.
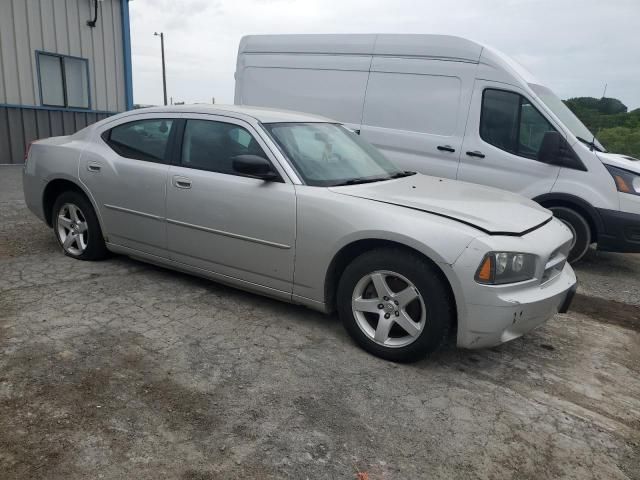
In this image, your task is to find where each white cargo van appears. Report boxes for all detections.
[234,34,640,262]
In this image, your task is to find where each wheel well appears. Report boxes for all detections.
[324,239,458,332]
[537,198,598,241]
[42,179,87,227]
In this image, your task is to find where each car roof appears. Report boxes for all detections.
[115,104,335,124]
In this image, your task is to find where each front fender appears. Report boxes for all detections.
[291,185,480,307]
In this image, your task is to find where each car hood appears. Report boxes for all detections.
[329,174,552,235]
[596,151,640,174]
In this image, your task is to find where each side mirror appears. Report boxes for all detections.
[537,131,563,164]
[232,155,280,181]
[537,131,586,170]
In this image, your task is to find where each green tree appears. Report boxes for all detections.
[563,97,640,159]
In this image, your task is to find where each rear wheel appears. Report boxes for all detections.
[550,206,591,263]
[337,248,453,362]
[53,191,108,261]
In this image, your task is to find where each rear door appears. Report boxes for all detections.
[165,114,297,295]
[456,81,561,197]
[80,114,180,257]
[359,58,475,179]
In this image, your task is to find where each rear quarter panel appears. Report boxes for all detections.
[23,135,92,224]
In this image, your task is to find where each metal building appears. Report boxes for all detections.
[0,0,132,164]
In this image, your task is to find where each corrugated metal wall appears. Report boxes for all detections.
[0,105,111,164]
[0,0,127,164]
[0,0,125,112]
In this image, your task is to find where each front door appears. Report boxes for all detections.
[165,115,296,294]
[457,81,561,197]
[80,115,179,256]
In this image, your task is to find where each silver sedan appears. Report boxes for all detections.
[23,105,577,361]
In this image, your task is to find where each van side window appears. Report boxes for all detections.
[180,120,268,175]
[480,89,555,160]
[102,119,174,163]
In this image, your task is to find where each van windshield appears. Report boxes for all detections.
[529,83,605,152]
[263,123,409,186]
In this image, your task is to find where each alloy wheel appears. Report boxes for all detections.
[351,270,427,348]
[57,203,89,256]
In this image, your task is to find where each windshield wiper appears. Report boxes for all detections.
[576,136,604,153]
[331,171,417,187]
[332,176,390,186]
[389,171,417,179]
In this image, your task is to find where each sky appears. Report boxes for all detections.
[129,0,640,110]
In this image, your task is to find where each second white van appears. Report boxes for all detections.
[234,34,640,262]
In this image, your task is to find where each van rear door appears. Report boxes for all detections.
[457,80,561,197]
[359,57,474,180]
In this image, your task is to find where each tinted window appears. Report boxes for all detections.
[105,119,174,162]
[480,89,555,159]
[180,120,268,175]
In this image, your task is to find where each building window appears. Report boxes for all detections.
[36,51,90,109]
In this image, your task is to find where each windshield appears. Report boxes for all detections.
[263,123,405,186]
[529,83,605,151]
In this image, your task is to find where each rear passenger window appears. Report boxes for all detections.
[103,119,174,163]
[480,89,555,159]
[180,120,268,175]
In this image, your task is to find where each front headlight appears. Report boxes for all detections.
[475,252,537,285]
[605,164,640,196]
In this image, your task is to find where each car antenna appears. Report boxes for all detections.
[591,82,607,151]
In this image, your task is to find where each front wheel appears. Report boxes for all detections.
[337,248,453,362]
[52,191,108,261]
[550,207,591,263]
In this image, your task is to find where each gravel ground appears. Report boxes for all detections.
[1,165,639,479]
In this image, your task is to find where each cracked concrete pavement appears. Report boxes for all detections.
[1,165,639,479]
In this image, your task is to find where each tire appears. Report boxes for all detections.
[337,248,453,362]
[52,191,108,261]
[549,206,591,263]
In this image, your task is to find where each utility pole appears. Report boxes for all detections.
[154,32,167,106]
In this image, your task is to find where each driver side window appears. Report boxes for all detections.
[480,89,556,160]
[180,120,268,175]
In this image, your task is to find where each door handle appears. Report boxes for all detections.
[466,151,485,158]
[87,162,101,172]
[173,176,192,189]
[437,145,455,153]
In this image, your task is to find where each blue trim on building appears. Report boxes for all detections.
[0,103,117,115]
[121,0,134,110]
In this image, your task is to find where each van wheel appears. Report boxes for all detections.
[337,248,453,363]
[52,191,108,261]
[550,206,591,263]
